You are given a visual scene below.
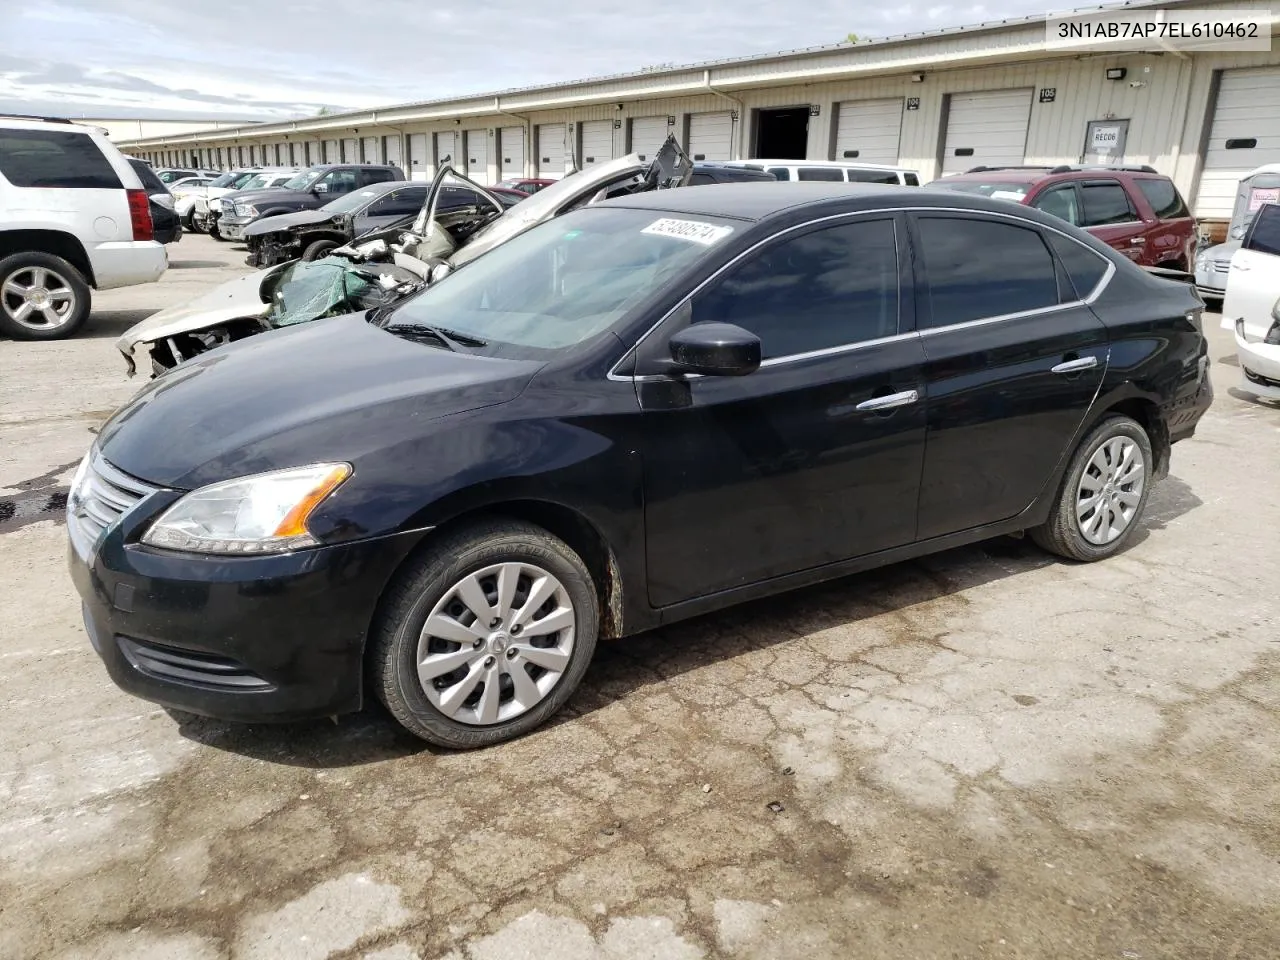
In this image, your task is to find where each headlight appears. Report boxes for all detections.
[1269,297,1280,337]
[208,197,223,210]
[235,203,258,217]
[142,463,351,555]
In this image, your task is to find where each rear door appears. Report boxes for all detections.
[1132,177,1195,269]
[1078,179,1148,263]
[910,212,1109,540]
[1223,202,1280,339]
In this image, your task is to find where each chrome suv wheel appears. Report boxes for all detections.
[0,253,91,341]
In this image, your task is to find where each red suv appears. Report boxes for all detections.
[932,165,1196,272]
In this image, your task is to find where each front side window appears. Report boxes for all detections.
[322,188,385,214]
[317,170,358,194]
[1135,178,1190,219]
[0,130,121,189]
[691,218,899,359]
[797,167,844,182]
[1032,185,1082,226]
[1080,181,1137,226]
[767,167,792,181]
[282,168,324,191]
[369,188,427,216]
[916,216,1059,328]
[385,207,732,356]
[1244,203,1280,256]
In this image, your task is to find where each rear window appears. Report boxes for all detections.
[1135,178,1190,219]
[0,129,122,189]
[846,169,899,184]
[1244,204,1280,256]
[797,167,844,182]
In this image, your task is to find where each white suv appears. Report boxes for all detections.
[0,116,167,340]
[722,159,921,186]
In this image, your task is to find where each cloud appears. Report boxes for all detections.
[1,0,1060,121]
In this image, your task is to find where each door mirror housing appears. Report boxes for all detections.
[314,182,329,194]
[666,323,761,377]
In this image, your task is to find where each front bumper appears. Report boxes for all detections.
[1194,261,1230,300]
[218,215,253,241]
[68,479,424,722]
[1231,320,1280,400]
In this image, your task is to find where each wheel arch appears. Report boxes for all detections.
[0,230,95,286]
[1084,388,1169,480]
[370,499,629,645]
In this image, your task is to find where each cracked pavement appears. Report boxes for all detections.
[1,236,1277,959]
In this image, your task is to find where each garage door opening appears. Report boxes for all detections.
[754,107,809,159]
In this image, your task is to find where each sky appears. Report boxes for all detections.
[0,0,1063,122]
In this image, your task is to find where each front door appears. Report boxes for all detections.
[909,212,1109,540]
[636,215,927,608]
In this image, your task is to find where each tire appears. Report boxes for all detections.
[0,252,91,341]
[369,519,600,749]
[210,227,228,242]
[302,240,340,261]
[182,211,196,231]
[1031,415,1153,562]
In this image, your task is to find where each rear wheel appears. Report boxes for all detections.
[302,239,340,261]
[369,519,599,749]
[0,253,91,341]
[1031,415,1152,561]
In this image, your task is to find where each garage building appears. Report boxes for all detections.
[122,0,1280,234]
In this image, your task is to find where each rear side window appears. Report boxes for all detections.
[846,169,899,184]
[129,160,167,193]
[904,173,920,186]
[1047,232,1110,299]
[1080,182,1138,226]
[1244,204,1280,256]
[688,172,715,185]
[365,168,396,184]
[0,129,122,189]
[916,217,1059,327]
[1135,178,1190,219]
[797,167,844,182]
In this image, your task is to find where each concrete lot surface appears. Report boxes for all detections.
[1,235,1277,959]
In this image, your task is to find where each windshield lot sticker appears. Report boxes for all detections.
[642,218,734,245]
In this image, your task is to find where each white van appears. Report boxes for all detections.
[0,116,167,340]
[722,159,921,186]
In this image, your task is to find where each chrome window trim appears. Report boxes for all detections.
[607,205,1116,382]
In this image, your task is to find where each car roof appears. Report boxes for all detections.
[733,159,915,172]
[0,116,103,134]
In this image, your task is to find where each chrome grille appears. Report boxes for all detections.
[67,452,158,557]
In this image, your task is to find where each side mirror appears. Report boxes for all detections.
[666,322,761,377]
[314,182,329,194]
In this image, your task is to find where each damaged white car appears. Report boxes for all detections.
[1222,200,1280,401]
[116,139,693,376]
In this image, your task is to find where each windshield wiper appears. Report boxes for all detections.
[382,319,487,348]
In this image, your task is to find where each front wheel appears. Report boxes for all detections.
[302,239,340,261]
[1031,415,1153,561]
[369,519,600,749]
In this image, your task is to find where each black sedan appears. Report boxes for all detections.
[243,182,523,267]
[68,183,1212,749]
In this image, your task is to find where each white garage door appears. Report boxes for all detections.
[537,124,566,178]
[465,129,490,183]
[835,98,903,164]
[407,134,429,180]
[383,134,401,170]
[630,116,669,160]
[580,120,614,167]
[1194,67,1280,219]
[323,140,338,164]
[688,112,733,161]
[341,138,357,163]
[499,126,525,178]
[436,131,458,168]
[941,89,1033,176]
[361,137,379,163]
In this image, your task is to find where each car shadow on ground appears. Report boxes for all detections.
[166,260,227,270]
[81,309,158,339]
[169,473,1203,769]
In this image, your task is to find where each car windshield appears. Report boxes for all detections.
[282,169,323,190]
[208,172,239,188]
[384,206,735,357]
[322,188,384,214]
[932,179,1031,202]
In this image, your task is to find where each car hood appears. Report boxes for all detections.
[243,208,335,237]
[1202,240,1242,262]
[98,313,540,490]
[223,187,304,206]
[115,267,284,371]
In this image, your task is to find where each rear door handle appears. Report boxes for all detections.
[1051,356,1099,374]
[855,389,919,412]
[1130,237,1146,246]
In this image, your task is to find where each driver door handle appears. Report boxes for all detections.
[1051,356,1099,375]
[855,389,919,412]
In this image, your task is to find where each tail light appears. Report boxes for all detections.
[127,188,153,241]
